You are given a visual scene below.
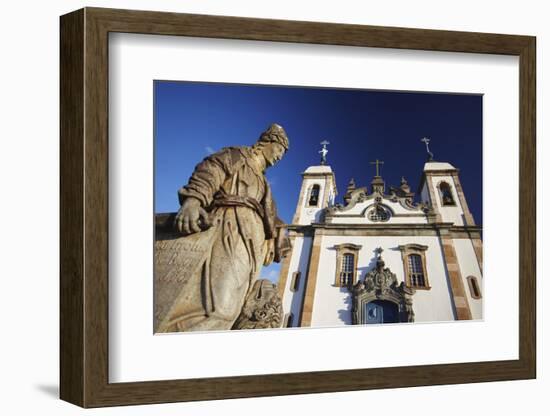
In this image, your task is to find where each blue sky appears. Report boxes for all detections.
[154,81,482,282]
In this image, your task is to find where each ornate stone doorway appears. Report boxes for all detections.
[352,248,415,325]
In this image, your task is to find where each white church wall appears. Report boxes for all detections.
[281,236,313,322]
[309,243,351,326]
[453,238,483,320]
[309,235,456,327]
[429,175,465,225]
[413,238,457,322]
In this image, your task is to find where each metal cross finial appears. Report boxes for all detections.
[370,159,384,177]
[319,140,330,165]
[421,137,434,161]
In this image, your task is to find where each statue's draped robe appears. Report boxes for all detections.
[161,147,279,332]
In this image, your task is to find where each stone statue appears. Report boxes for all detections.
[154,124,290,333]
[232,279,284,330]
[319,140,330,165]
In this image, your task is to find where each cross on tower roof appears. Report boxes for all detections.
[370,159,384,177]
[421,137,435,161]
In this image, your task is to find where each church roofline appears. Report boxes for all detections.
[284,222,481,232]
[302,165,333,174]
[283,222,482,239]
[423,161,457,171]
[301,171,335,178]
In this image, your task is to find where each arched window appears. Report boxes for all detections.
[340,253,355,287]
[467,276,482,299]
[407,254,426,287]
[333,243,362,289]
[438,182,456,206]
[308,184,320,206]
[398,244,430,290]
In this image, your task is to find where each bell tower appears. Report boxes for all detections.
[418,161,476,226]
[417,137,476,226]
[291,141,338,225]
[292,166,337,225]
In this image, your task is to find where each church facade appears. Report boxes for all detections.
[278,156,483,327]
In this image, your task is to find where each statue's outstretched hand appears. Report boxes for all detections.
[174,198,211,235]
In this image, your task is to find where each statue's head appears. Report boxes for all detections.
[253,123,289,167]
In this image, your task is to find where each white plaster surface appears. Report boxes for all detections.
[424,161,456,171]
[429,175,465,225]
[310,235,456,327]
[304,165,333,174]
[281,236,312,320]
[454,238,484,319]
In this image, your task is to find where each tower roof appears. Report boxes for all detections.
[304,165,333,174]
[423,161,457,171]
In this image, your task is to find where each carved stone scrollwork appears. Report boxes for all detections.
[389,181,418,211]
[232,279,284,330]
[325,187,368,215]
[419,201,436,216]
[327,176,432,219]
[352,249,415,324]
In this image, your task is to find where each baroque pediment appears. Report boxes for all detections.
[326,188,427,216]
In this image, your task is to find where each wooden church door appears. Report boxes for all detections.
[365,300,399,324]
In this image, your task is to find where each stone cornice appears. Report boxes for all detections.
[424,168,460,175]
[285,222,482,239]
[398,243,429,251]
[301,172,334,178]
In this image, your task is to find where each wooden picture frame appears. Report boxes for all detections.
[60,7,536,408]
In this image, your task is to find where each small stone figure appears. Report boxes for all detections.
[319,140,330,165]
[232,279,284,330]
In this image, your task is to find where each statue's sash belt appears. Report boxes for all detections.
[210,194,265,221]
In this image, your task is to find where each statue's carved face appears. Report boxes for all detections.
[261,142,286,167]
